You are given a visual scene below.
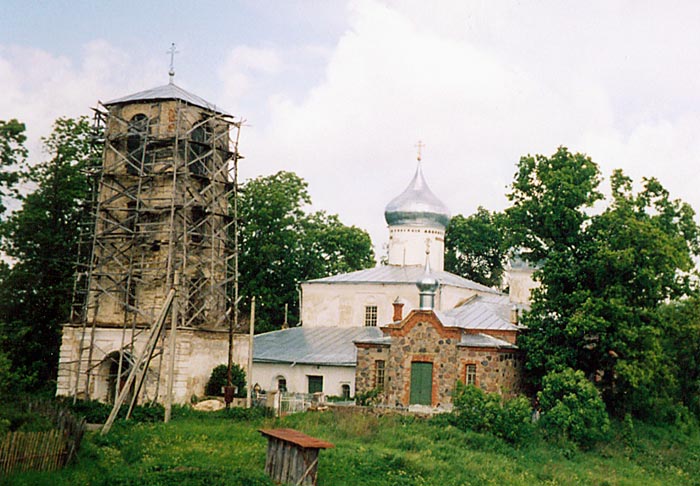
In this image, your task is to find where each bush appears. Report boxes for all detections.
[205,363,246,398]
[450,382,533,444]
[538,368,611,448]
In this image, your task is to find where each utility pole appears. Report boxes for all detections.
[246,297,255,408]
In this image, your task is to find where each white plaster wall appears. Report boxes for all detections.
[387,226,445,270]
[301,282,489,327]
[302,283,421,327]
[251,362,356,397]
[56,325,249,404]
[507,268,539,305]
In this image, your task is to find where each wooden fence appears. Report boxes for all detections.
[0,405,86,475]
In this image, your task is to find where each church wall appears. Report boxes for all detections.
[355,313,525,408]
[251,362,355,398]
[387,226,445,270]
[301,282,484,328]
[507,267,539,305]
[56,325,249,404]
[456,347,524,397]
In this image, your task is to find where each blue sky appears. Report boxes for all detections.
[2,1,700,257]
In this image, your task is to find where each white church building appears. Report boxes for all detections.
[251,160,534,398]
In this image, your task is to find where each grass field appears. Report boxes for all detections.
[5,407,700,485]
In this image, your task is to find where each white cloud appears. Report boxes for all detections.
[236,0,700,257]
[0,41,160,162]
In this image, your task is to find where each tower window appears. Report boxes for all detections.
[188,123,211,176]
[191,205,206,243]
[127,114,151,175]
[364,305,377,327]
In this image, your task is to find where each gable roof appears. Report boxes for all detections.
[458,332,517,349]
[305,265,500,294]
[253,326,384,367]
[105,83,229,115]
[436,293,523,332]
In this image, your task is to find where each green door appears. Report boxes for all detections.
[410,362,433,405]
[308,375,323,394]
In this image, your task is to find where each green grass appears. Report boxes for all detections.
[5,408,700,485]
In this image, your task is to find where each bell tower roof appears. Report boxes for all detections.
[105,83,229,116]
[384,162,450,228]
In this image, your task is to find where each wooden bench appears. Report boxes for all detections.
[259,428,334,486]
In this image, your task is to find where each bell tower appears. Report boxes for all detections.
[57,62,244,403]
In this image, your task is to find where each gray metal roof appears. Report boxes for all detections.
[384,163,450,228]
[253,327,384,366]
[104,82,229,115]
[305,264,500,294]
[436,294,522,332]
[458,332,517,349]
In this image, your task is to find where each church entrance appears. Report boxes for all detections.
[105,351,134,404]
[409,362,433,405]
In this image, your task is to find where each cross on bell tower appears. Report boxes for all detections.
[167,43,179,84]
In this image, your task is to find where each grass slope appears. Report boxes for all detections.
[5,409,700,486]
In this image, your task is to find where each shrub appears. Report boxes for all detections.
[538,368,611,448]
[205,364,246,398]
[450,382,533,444]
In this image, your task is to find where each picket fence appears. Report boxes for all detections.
[0,407,85,475]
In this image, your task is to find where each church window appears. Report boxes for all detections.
[465,364,477,386]
[307,375,323,394]
[191,205,206,243]
[374,360,385,391]
[127,114,151,175]
[188,122,212,176]
[341,384,351,399]
[364,305,378,327]
[277,378,287,393]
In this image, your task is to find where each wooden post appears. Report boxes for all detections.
[246,296,255,408]
[164,272,179,423]
[101,288,175,435]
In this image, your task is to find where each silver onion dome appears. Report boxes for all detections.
[384,163,450,228]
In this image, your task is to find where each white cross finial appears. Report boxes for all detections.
[167,43,179,84]
[415,140,425,162]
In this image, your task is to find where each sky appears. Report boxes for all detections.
[2,0,700,260]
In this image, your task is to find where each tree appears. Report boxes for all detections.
[508,147,700,418]
[0,119,27,215]
[506,147,603,386]
[238,171,374,333]
[445,207,507,288]
[0,117,98,388]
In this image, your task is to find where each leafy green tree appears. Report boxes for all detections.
[0,119,27,215]
[0,117,99,388]
[451,382,533,444]
[206,363,246,398]
[508,147,700,417]
[445,207,507,288]
[657,296,700,418]
[538,368,610,448]
[238,171,374,333]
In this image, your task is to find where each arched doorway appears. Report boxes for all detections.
[103,351,134,404]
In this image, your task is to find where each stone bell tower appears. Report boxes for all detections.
[57,59,248,404]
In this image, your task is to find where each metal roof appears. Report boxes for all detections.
[384,163,450,228]
[305,264,500,294]
[253,327,384,366]
[458,332,517,349]
[104,82,229,115]
[436,294,522,332]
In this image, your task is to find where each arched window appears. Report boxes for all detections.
[127,114,150,175]
[188,122,211,176]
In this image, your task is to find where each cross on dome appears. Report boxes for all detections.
[415,140,425,162]
[167,43,179,84]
